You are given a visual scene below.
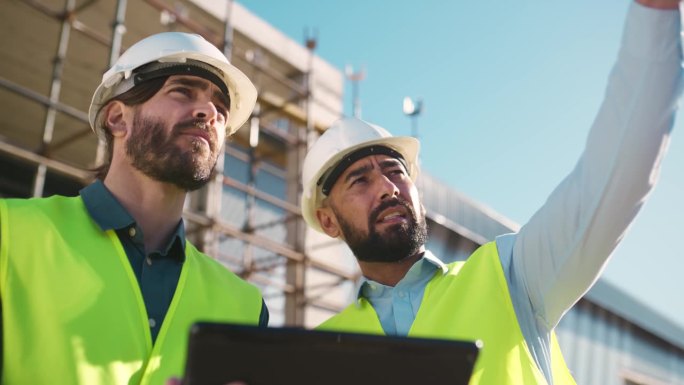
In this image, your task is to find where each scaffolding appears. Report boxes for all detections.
[0,0,351,326]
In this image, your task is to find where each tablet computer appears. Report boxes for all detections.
[182,322,481,385]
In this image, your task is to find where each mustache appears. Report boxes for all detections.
[172,119,217,147]
[369,197,415,224]
[172,119,210,133]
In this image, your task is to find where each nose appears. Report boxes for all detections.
[192,100,219,125]
[377,174,400,201]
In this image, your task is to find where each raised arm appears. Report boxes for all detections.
[512,0,683,329]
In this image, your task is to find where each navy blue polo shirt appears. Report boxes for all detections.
[81,180,187,342]
[80,180,268,341]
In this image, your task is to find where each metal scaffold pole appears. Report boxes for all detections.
[284,28,317,326]
[94,0,128,167]
[32,0,76,197]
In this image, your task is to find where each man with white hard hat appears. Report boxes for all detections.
[0,32,266,384]
[303,0,683,384]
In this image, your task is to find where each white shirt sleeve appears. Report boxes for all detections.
[512,2,683,330]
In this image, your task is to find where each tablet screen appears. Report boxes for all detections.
[182,322,480,385]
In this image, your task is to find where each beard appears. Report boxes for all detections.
[334,197,428,263]
[126,110,220,191]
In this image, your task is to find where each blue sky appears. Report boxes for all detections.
[238,0,684,327]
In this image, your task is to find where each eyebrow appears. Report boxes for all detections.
[342,158,404,185]
[343,164,373,185]
[379,158,404,170]
[167,77,230,109]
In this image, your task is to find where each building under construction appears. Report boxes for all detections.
[2,0,684,383]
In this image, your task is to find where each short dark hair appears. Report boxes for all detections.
[91,76,168,180]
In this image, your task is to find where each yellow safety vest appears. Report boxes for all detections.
[318,242,576,385]
[0,195,263,385]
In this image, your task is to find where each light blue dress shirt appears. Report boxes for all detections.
[359,251,447,336]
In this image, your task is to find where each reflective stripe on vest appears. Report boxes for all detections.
[0,196,263,385]
[317,242,576,385]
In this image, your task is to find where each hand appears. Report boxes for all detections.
[635,0,680,9]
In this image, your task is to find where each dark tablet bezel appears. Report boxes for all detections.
[182,322,480,385]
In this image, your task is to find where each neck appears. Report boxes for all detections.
[358,249,424,287]
[104,165,187,253]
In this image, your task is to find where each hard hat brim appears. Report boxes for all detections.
[88,38,257,140]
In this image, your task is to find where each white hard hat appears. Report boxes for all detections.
[301,117,420,233]
[88,32,257,138]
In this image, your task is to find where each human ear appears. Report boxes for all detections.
[316,207,341,238]
[104,101,129,138]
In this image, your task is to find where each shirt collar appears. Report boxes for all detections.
[156,223,186,258]
[422,250,449,275]
[80,179,187,257]
[355,250,448,303]
[80,179,135,231]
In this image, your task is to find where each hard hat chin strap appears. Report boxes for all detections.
[318,145,408,196]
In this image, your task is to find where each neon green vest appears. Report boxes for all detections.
[317,242,576,385]
[0,195,263,385]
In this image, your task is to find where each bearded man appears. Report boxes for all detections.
[0,32,267,385]
[300,1,683,383]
